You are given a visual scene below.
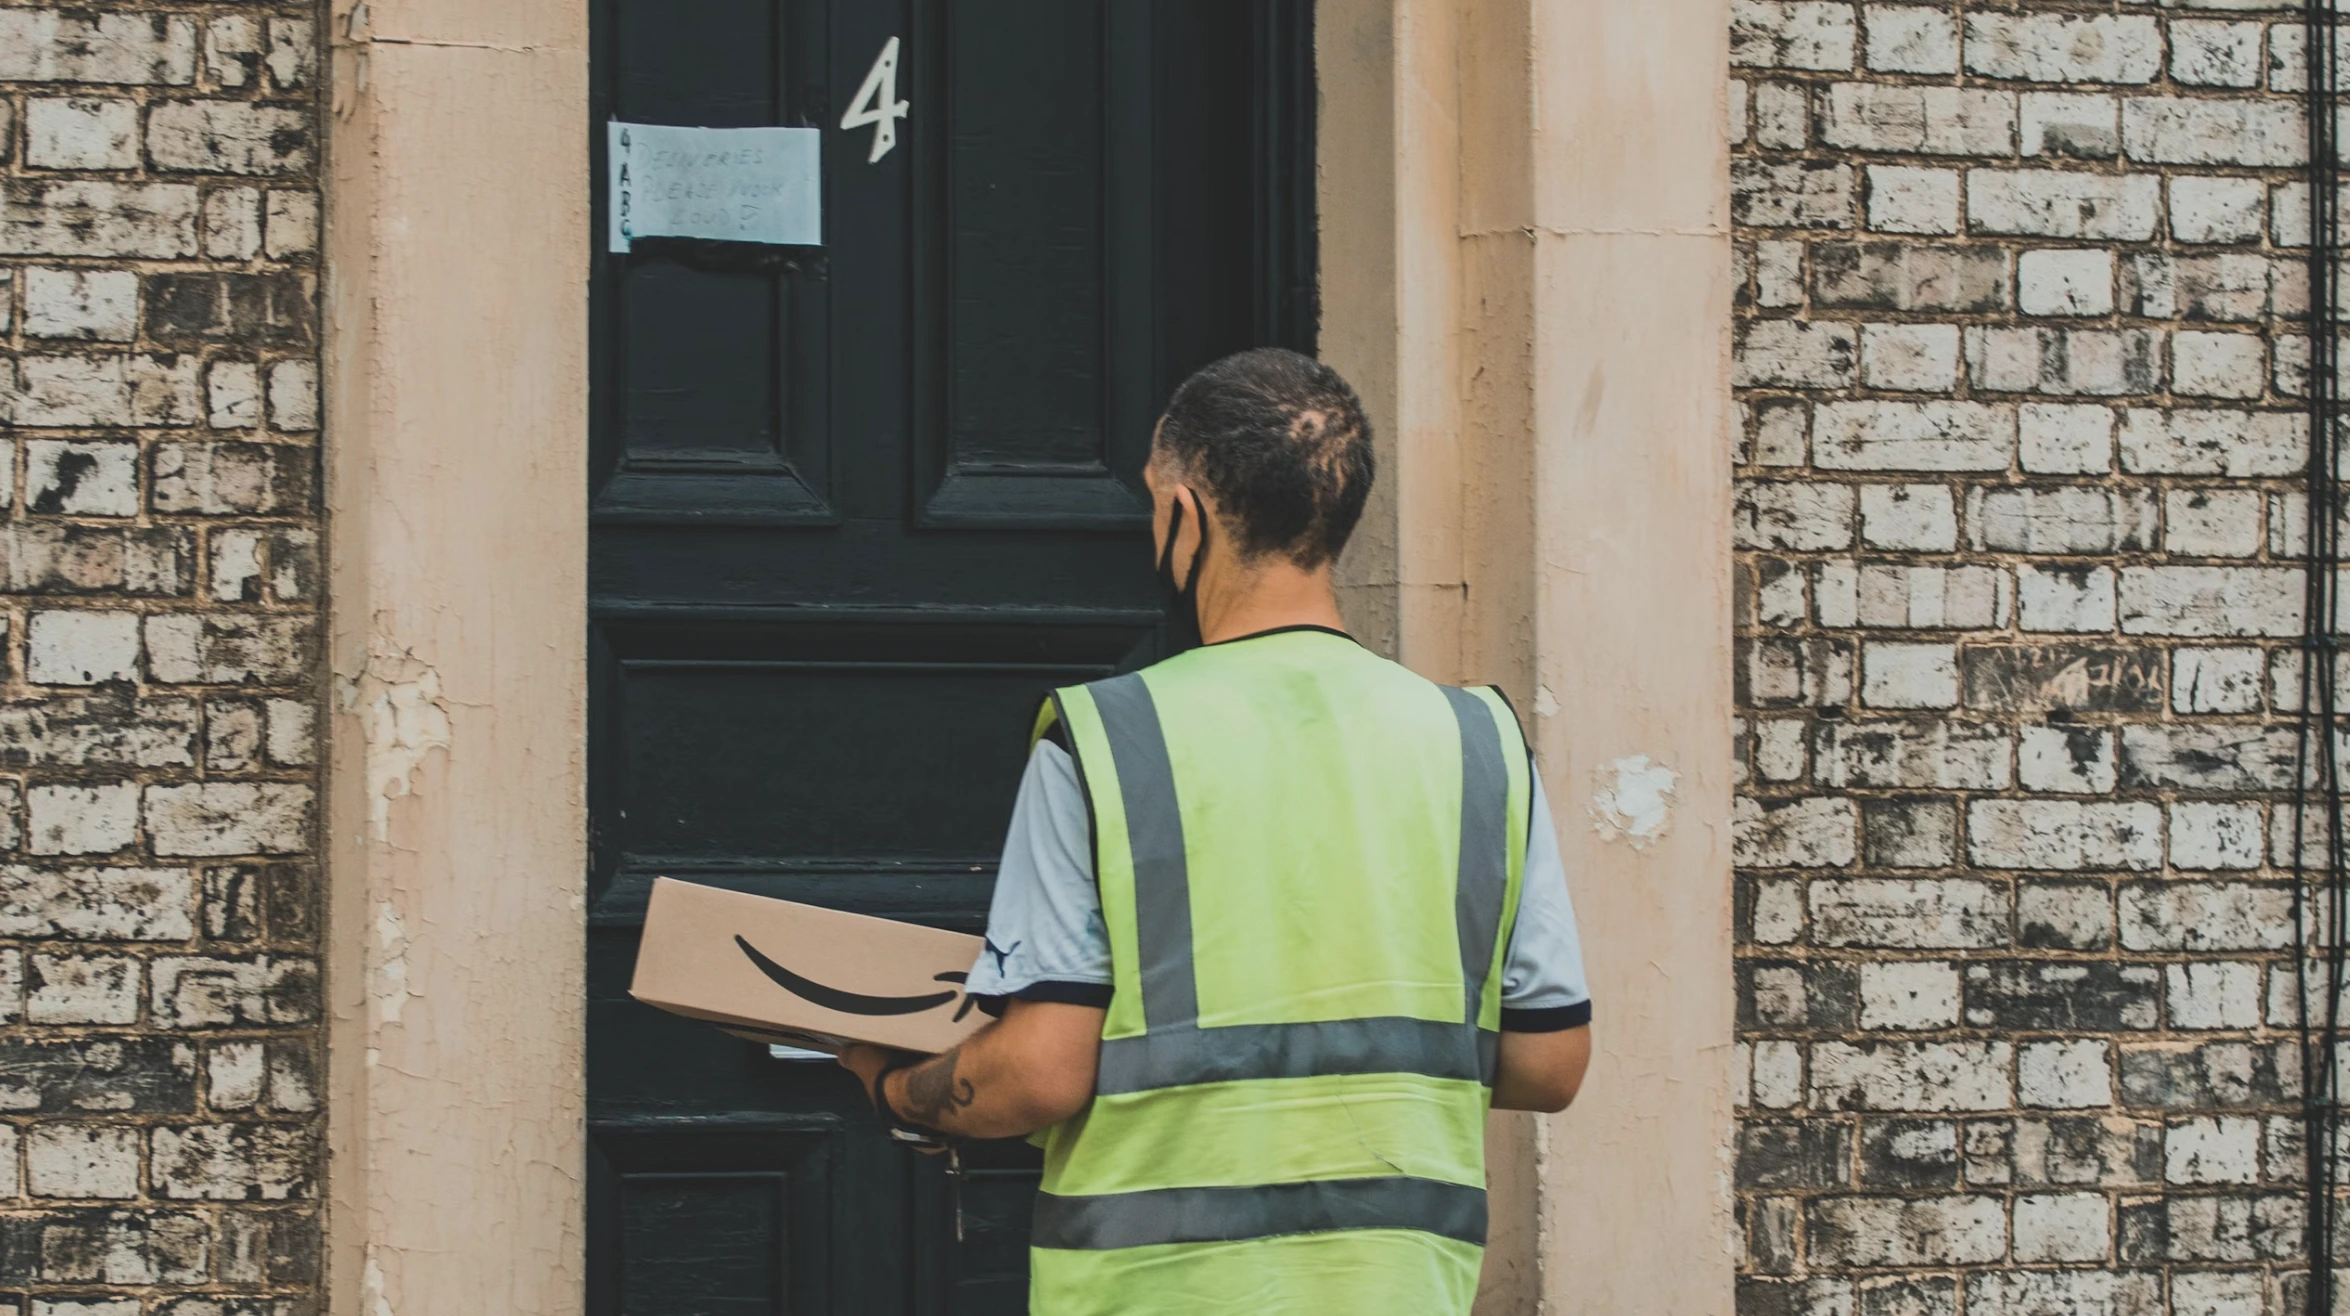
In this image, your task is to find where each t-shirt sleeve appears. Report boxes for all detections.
[963,739,1114,1014]
[1499,766,1593,1033]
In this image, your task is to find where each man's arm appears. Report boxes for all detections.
[1491,1024,1592,1113]
[840,999,1106,1140]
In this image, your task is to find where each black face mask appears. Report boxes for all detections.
[1157,494,1210,653]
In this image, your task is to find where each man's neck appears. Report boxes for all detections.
[1194,561,1347,646]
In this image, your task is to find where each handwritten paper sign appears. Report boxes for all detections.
[607,122,821,253]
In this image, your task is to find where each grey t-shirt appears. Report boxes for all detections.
[964,739,1593,1032]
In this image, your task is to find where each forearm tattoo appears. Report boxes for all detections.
[899,1046,978,1127]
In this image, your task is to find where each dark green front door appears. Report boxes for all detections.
[584,4,1314,1311]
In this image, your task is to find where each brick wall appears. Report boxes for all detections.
[0,6,324,1314]
[1732,3,2327,1313]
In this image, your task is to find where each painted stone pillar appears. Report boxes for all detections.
[323,1,590,1313]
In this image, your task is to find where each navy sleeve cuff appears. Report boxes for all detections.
[971,980,1114,1018]
[1500,1000,1592,1033]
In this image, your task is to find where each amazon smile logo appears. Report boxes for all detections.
[735,935,980,1021]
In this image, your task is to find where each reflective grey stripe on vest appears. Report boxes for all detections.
[1090,674,1197,1032]
[1442,686,1511,1025]
[1088,674,1514,1089]
[1033,1176,1489,1251]
[1095,1017,1500,1096]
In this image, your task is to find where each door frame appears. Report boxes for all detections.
[322,2,1734,1314]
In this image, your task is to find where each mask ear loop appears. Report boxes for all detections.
[1157,496,1187,587]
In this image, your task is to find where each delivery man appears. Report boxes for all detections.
[841,347,1592,1315]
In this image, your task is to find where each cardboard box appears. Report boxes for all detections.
[629,877,990,1056]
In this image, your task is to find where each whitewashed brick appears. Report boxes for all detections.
[1974,487,2155,554]
[2119,566,2302,637]
[2168,962,2264,1030]
[2019,403,2115,474]
[1822,85,2014,155]
[207,361,260,430]
[2173,649,2266,714]
[1860,484,1957,551]
[1967,327,2158,396]
[5,354,201,428]
[1815,721,2012,791]
[2162,489,2262,559]
[2123,98,2306,168]
[267,18,317,91]
[1863,6,1956,74]
[1735,796,1858,868]
[25,439,139,517]
[1863,644,1959,709]
[1859,960,1960,1030]
[0,181,200,258]
[0,866,194,941]
[2172,333,2266,400]
[211,529,261,604]
[1857,322,1955,391]
[268,360,318,431]
[2019,725,2117,794]
[2018,565,2116,633]
[1865,165,1959,234]
[1809,1195,2006,1265]
[2167,1116,2261,1185]
[1857,565,2005,628]
[2017,248,2114,316]
[26,1125,139,1199]
[1810,878,2010,947]
[1733,1,1858,70]
[265,190,320,259]
[1754,83,1809,151]
[2171,803,2266,871]
[21,268,137,342]
[2171,21,2265,87]
[1815,401,2013,470]
[209,1041,265,1111]
[2014,1193,2111,1262]
[1738,482,1857,550]
[150,955,314,1027]
[2119,409,2303,476]
[2019,1039,2113,1109]
[142,784,310,857]
[1737,320,1858,388]
[0,12,197,85]
[27,610,139,686]
[1754,240,1805,307]
[1969,800,2162,870]
[2120,883,2295,951]
[1812,1041,2013,1111]
[26,952,138,1025]
[2020,92,2120,159]
[1755,720,1809,784]
[1735,160,1857,228]
[201,186,260,261]
[1752,1039,1805,1109]
[147,102,313,176]
[2170,176,2267,244]
[1963,14,2162,84]
[1968,171,2161,241]
[150,1123,311,1200]
[24,98,139,171]
[2172,1271,2268,1316]
[1972,1274,2161,1316]
[27,782,137,857]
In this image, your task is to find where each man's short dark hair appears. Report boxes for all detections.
[1153,348,1376,570]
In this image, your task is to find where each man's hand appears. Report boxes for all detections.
[836,999,1106,1141]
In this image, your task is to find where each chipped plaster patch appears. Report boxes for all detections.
[336,649,454,843]
[373,899,414,1024]
[1591,755,1679,850]
[1534,684,1561,719]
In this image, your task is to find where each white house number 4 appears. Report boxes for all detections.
[842,36,910,164]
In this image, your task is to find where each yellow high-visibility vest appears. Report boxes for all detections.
[1027,629,1532,1316]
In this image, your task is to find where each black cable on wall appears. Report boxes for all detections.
[2297,0,2347,1304]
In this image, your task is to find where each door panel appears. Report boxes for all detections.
[587,3,1313,1311]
